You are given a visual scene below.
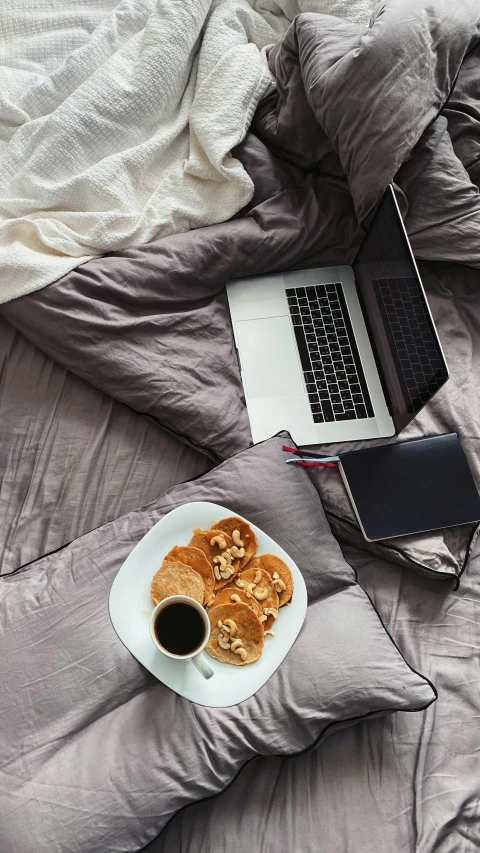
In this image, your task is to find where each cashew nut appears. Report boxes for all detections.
[230,545,245,559]
[218,637,231,650]
[232,529,244,548]
[274,578,286,593]
[230,593,241,603]
[223,619,238,638]
[263,607,278,620]
[264,629,275,637]
[235,579,246,589]
[253,586,269,601]
[259,614,267,623]
[272,571,279,580]
[246,582,257,596]
[234,646,247,661]
[253,569,262,585]
[213,565,222,581]
[210,535,227,549]
[230,639,243,652]
[213,555,227,570]
[220,565,234,580]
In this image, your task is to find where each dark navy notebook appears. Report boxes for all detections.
[338,433,480,541]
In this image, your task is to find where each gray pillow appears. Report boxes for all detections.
[0,436,436,853]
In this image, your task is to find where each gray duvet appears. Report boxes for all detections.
[2,1,480,851]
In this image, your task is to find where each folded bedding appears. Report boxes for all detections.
[0,436,435,853]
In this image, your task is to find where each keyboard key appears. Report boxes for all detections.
[324,365,335,375]
[322,355,332,365]
[327,382,338,393]
[330,342,340,352]
[315,285,326,298]
[330,300,340,310]
[319,298,329,307]
[311,403,321,413]
[287,296,298,305]
[335,370,347,381]
[308,343,318,354]
[313,413,324,423]
[333,404,344,414]
[319,390,329,400]
[316,380,327,391]
[297,288,306,297]
[308,393,319,403]
[304,323,314,333]
[298,297,308,307]
[317,336,327,346]
[352,393,363,405]
[306,384,316,394]
[321,400,334,421]
[338,336,349,346]
[286,289,295,297]
[310,301,319,310]
[325,325,335,335]
[332,310,343,320]
[336,411,356,421]
[338,380,349,390]
[355,404,367,419]
[304,371,314,383]
[350,384,361,395]
[346,364,357,375]
[344,400,354,410]
[300,306,310,316]
[319,346,330,355]
[340,390,352,400]
[314,370,324,380]
[292,324,312,372]
[327,334,337,343]
[306,334,316,343]
[306,287,316,299]
[311,310,322,320]
[291,315,301,326]
[326,284,336,293]
[332,353,343,363]
[331,394,341,404]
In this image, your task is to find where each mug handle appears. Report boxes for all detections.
[192,651,214,680]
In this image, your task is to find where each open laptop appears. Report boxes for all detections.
[226,185,449,445]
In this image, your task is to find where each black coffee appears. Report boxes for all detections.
[154,602,205,656]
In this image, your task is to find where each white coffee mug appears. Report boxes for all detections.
[150,594,214,680]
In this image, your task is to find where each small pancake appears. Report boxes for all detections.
[164,545,215,605]
[236,567,279,631]
[249,554,293,607]
[212,516,257,569]
[213,585,262,618]
[206,603,264,666]
[188,529,240,590]
[151,561,204,606]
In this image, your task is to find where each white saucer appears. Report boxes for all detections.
[109,502,307,707]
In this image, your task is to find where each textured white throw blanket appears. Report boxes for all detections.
[0,0,376,303]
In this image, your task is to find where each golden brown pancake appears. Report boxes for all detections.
[188,529,239,590]
[164,545,215,605]
[150,561,204,606]
[236,566,279,631]
[212,585,262,617]
[212,516,257,569]
[248,554,293,607]
[206,603,264,666]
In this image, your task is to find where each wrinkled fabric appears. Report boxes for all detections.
[0,436,434,853]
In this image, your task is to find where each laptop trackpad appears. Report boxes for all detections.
[235,316,304,399]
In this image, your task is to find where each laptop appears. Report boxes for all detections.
[226,185,449,446]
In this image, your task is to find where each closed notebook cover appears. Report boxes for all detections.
[338,433,480,541]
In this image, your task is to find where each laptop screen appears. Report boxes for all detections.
[352,186,448,432]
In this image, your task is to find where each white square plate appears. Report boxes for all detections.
[109,502,308,707]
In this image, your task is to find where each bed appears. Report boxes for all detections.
[1,2,480,851]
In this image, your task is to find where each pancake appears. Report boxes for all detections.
[188,529,240,590]
[150,561,204,606]
[211,516,257,569]
[213,585,262,617]
[235,566,279,631]
[206,603,264,666]
[248,554,293,607]
[164,545,215,605]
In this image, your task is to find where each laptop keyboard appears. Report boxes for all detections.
[286,283,374,424]
[373,277,446,414]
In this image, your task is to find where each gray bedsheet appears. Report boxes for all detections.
[0,315,210,575]
[1,1,480,850]
[152,541,480,853]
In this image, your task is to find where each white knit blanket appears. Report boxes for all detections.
[0,0,376,303]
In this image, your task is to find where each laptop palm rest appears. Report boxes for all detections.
[235,316,304,399]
